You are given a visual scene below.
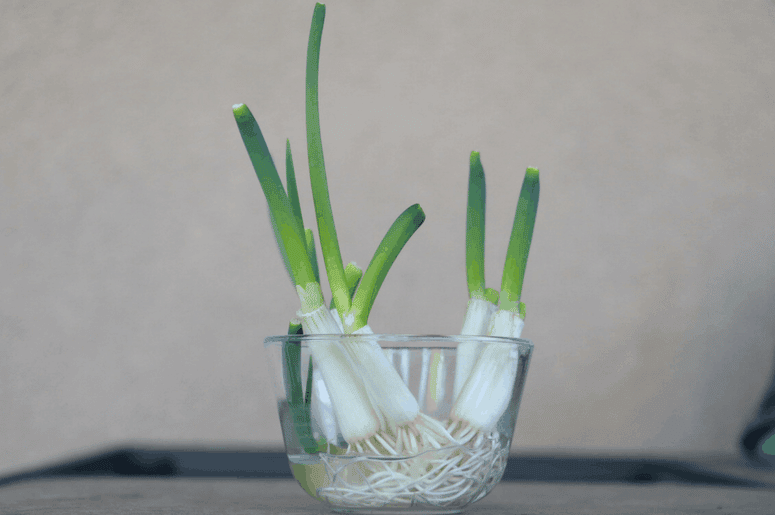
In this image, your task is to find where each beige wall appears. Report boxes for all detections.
[2,1,775,477]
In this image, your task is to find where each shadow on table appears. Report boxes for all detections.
[1,447,771,489]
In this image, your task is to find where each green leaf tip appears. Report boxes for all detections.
[232,103,250,121]
[412,203,426,221]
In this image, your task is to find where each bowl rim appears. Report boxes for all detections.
[264,333,533,350]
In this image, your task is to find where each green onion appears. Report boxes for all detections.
[232,103,324,312]
[283,320,318,453]
[303,3,430,441]
[311,261,365,441]
[345,204,425,333]
[453,167,540,430]
[460,151,496,334]
[234,101,376,441]
[455,152,498,397]
[337,207,426,430]
[306,3,350,318]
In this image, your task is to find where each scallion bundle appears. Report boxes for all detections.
[451,154,539,432]
[232,2,540,505]
[234,3,458,455]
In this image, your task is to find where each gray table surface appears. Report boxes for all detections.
[3,476,775,515]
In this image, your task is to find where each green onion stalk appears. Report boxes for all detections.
[234,101,377,444]
[452,166,539,430]
[311,262,363,443]
[453,152,500,400]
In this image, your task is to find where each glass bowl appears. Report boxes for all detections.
[264,334,533,514]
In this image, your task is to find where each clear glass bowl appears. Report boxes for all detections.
[264,334,533,514]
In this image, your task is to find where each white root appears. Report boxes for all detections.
[316,418,507,508]
[310,414,508,508]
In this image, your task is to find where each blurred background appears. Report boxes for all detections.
[2,1,774,478]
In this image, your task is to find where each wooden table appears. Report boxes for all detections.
[3,476,775,515]
[4,452,775,514]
